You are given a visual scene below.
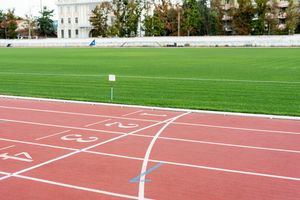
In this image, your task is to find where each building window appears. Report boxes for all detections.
[75,29,79,38]
[61,30,64,38]
[68,29,72,38]
[61,18,64,24]
[75,6,78,12]
[67,6,71,13]
[68,18,71,24]
[60,7,63,14]
[75,17,78,24]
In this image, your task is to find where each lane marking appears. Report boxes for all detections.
[0,136,299,183]
[84,151,300,182]
[0,138,77,151]
[35,130,71,141]
[0,118,126,135]
[140,113,168,117]
[1,104,299,135]
[0,145,15,151]
[84,119,111,127]
[15,175,146,200]
[175,122,300,136]
[129,163,164,183]
[105,122,139,129]
[156,136,300,154]
[0,106,158,123]
[0,115,177,183]
[122,110,144,117]
[138,112,191,200]
[0,171,10,176]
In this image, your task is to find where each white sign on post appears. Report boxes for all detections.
[109,74,116,82]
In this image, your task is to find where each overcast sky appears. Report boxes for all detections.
[0,0,57,19]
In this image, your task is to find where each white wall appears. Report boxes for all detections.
[1,35,300,47]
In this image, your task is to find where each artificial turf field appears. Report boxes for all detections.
[0,48,299,116]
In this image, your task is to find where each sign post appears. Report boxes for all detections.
[109,74,116,101]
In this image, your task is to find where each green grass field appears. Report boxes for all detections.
[0,48,299,116]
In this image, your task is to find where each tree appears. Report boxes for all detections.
[24,14,37,38]
[37,6,55,37]
[210,0,225,35]
[253,0,268,35]
[112,0,142,37]
[5,9,18,39]
[232,0,255,35]
[143,2,166,36]
[285,0,300,34]
[265,0,278,35]
[0,10,5,38]
[90,2,112,37]
[182,0,200,36]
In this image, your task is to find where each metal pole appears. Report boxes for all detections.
[110,87,114,101]
[178,7,180,37]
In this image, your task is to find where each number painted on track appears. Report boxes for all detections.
[105,122,139,129]
[0,152,33,162]
[61,134,98,143]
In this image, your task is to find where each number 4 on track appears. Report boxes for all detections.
[0,152,33,162]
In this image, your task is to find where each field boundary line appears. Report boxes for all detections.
[1,95,299,121]
[0,72,299,84]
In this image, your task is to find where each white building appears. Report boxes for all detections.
[56,0,103,38]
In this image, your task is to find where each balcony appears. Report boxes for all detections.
[222,15,233,21]
[278,12,287,19]
[278,1,289,8]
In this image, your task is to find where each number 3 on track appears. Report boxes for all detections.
[61,134,98,143]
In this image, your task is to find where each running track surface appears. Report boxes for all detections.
[0,97,300,200]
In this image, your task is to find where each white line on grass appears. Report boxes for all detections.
[0,72,299,84]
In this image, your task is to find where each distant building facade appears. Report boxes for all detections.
[221,0,299,34]
[56,0,103,38]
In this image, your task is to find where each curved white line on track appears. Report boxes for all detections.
[138,112,191,200]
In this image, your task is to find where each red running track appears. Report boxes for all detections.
[0,97,300,200]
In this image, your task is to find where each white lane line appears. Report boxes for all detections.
[0,138,77,151]
[83,151,300,182]
[0,145,15,151]
[122,110,144,117]
[15,175,146,200]
[35,130,71,141]
[1,104,299,136]
[138,112,191,200]
[156,136,300,154]
[175,122,300,135]
[84,119,111,127]
[0,115,176,183]
[0,171,10,176]
[151,159,300,182]
[0,118,126,135]
[0,105,158,123]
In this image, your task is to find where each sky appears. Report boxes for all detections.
[0,0,57,19]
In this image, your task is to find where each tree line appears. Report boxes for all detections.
[0,7,56,39]
[90,0,300,37]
